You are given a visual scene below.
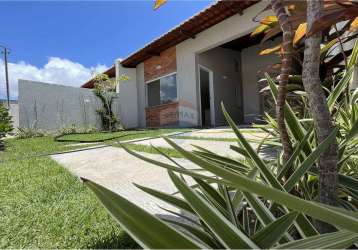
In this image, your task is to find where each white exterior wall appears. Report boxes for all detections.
[353,66,358,89]
[349,39,358,89]
[136,63,146,127]
[176,49,199,127]
[116,60,139,128]
[241,43,279,123]
[9,103,19,129]
[197,47,242,126]
[176,1,272,126]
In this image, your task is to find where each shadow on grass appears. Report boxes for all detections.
[87,231,140,249]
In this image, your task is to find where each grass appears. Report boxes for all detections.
[170,135,239,142]
[0,128,261,247]
[170,132,269,143]
[1,137,91,162]
[55,128,192,143]
[208,128,264,133]
[0,137,138,248]
[121,143,184,158]
[0,129,193,248]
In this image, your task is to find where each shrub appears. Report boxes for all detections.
[93,74,120,132]
[57,124,98,136]
[16,127,45,139]
[0,103,13,150]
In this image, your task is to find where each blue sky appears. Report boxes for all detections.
[0,0,212,99]
[1,0,211,67]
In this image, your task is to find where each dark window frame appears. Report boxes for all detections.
[146,72,178,107]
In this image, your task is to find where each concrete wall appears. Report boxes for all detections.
[241,43,279,123]
[176,1,272,126]
[9,103,19,129]
[18,80,120,131]
[176,49,199,127]
[116,60,139,128]
[349,39,358,89]
[136,63,146,127]
[353,66,358,89]
[197,47,242,125]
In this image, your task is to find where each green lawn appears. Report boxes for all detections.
[56,128,192,143]
[122,143,184,158]
[0,128,194,248]
[170,135,238,142]
[0,137,138,248]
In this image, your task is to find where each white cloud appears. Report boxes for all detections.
[0,57,108,100]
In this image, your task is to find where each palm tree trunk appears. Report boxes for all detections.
[301,0,338,233]
[270,0,293,165]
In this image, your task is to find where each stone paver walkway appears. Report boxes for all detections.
[52,147,198,217]
[178,128,238,139]
[176,128,269,139]
[133,138,243,158]
[52,128,275,217]
[132,129,273,159]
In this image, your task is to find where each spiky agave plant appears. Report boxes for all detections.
[82,98,358,248]
[81,40,358,250]
[254,40,358,209]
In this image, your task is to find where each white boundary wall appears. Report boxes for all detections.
[19,80,120,131]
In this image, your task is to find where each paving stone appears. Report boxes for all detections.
[174,128,267,140]
[52,128,275,219]
[52,147,199,217]
[133,138,243,158]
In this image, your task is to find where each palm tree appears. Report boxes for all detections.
[269,0,293,166]
[301,0,338,233]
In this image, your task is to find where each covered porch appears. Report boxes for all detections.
[194,34,279,127]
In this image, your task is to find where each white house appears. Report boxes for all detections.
[92,0,278,129]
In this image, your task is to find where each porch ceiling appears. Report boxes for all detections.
[220,33,263,51]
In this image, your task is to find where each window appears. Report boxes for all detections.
[147,74,177,107]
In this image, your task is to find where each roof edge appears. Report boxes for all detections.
[120,0,259,68]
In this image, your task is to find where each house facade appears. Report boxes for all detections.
[84,1,281,128]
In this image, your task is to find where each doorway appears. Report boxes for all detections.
[198,65,214,127]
